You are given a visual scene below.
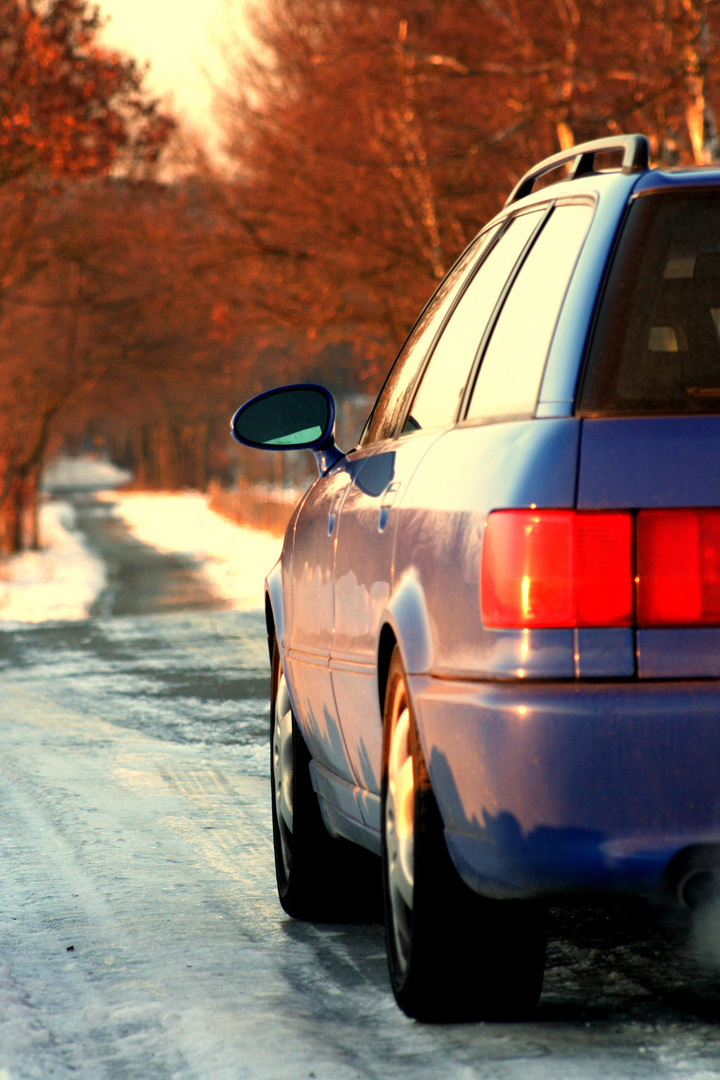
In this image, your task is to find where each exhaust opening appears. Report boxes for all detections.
[663,845,720,909]
[679,869,720,910]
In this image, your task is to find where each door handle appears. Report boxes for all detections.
[328,490,345,536]
[379,482,401,532]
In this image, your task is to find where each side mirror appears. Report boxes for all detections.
[231,384,344,475]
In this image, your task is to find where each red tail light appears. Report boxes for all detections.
[482,510,633,628]
[638,509,720,625]
[483,507,720,629]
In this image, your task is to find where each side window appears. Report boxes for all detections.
[404,211,544,434]
[360,230,492,446]
[466,202,595,421]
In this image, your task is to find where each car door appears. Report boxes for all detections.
[284,465,357,783]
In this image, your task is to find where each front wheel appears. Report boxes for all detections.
[270,639,380,921]
[381,646,547,1021]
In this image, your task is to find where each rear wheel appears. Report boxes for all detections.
[381,646,547,1021]
[270,639,380,921]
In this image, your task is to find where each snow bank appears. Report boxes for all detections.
[0,501,106,624]
[0,450,284,622]
[42,455,131,492]
[105,491,283,610]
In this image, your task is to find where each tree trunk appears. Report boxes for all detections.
[25,408,54,551]
[27,463,42,551]
[0,473,25,556]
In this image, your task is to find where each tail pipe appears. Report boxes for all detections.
[664,847,720,909]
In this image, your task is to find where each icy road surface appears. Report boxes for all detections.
[2,495,720,1078]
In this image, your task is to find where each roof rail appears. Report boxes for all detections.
[504,134,650,206]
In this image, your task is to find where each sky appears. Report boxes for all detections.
[96,0,247,141]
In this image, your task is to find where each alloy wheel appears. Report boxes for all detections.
[273,671,294,878]
[385,677,416,975]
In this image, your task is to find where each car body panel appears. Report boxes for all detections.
[265,557,285,658]
[632,166,720,197]
[410,675,720,898]
[577,417,720,509]
[331,431,443,794]
[283,468,355,782]
[637,628,720,678]
[536,173,640,412]
[578,416,720,679]
[393,418,582,680]
[308,758,381,853]
[574,627,635,679]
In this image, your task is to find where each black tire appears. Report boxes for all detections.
[381,646,547,1021]
[270,639,381,921]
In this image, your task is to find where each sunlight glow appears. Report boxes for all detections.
[521,574,531,618]
[96,0,247,133]
[521,627,530,662]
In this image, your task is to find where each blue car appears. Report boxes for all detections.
[231,134,720,1021]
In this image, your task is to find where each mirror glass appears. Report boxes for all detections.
[234,387,330,448]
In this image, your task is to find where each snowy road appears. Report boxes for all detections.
[2,496,720,1078]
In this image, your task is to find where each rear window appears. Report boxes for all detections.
[579,193,720,416]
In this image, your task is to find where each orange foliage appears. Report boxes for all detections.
[0,0,174,184]
[209,0,720,384]
[5,0,720,554]
[0,0,176,553]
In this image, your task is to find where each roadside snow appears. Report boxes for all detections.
[0,501,106,623]
[104,491,282,610]
[0,489,282,623]
[42,455,131,492]
[0,452,284,622]
[0,456,129,624]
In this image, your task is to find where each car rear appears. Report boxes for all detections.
[412,170,720,907]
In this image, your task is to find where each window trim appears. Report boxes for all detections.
[361,208,552,447]
[389,220,504,439]
[457,195,596,430]
[358,229,492,447]
[391,205,553,442]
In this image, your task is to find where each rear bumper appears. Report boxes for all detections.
[409,675,720,900]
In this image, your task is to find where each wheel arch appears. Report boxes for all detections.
[264,558,285,665]
[378,569,434,713]
[377,624,398,719]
